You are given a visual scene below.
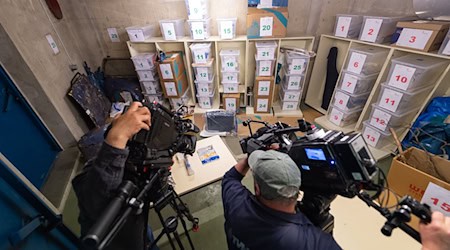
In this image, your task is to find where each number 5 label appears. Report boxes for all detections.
[421,182,450,215]
[162,23,176,40]
[335,16,352,37]
[360,18,383,42]
[347,52,367,74]
[260,17,273,37]
[388,64,416,90]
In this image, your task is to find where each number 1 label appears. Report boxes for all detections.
[335,17,352,37]
[260,17,273,37]
[388,64,416,90]
[347,52,367,74]
[360,18,383,42]
[162,23,176,40]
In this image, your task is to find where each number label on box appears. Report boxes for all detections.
[220,21,233,39]
[285,92,300,101]
[363,126,381,147]
[258,81,271,96]
[188,0,202,19]
[164,82,178,96]
[287,76,301,90]
[162,23,176,40]
[259,61,272,76]
[442,41,450,55]
[360,18,383,42]
[283,102,297,111]
[199,97,212,108]
[347,52,367,74]
[223,57,237,70]
[379,88,403,112]
[388,64,416,90]
[256,99,269,112]
[107,28,120,42]
[421,183,450,215]
[197,83,209,95]
[335,17,352,37]
[370,109,391,131]
[222,72,237,83]
[191,22,205,39]
[290,59,306,74]
[341,73,358,93]
[159,64,173,79]
[260,17,273,37]
[224,84,238,93]
[396,28,434,50]
[225,98,237,112]
[196,68,209,81]
[329,107,344,126]
[128,30,145,42]
[257,48,274,60]
[334,91,350,110]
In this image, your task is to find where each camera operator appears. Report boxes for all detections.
[72,102,155,250]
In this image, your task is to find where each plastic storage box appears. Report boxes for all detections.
[338,70,378,94]
[386,54,447,91]
[159,19,186,40]
[170,88,191,109]
[223,82,239,93]
[144,93,165,103]
[376,83,434,113]
[220,49,240,71]
[190,43,212,64]
[332,89,370,111]
[284,51,310,75]
[195,75,215,96]
[280,98,299,111]
[136,68,158,81]
[334,14,364,38]
[140,80,161,95]
[197,88,215,109]
[255,41,278,60]
[192,58,214,81]
[359,16,412,43]
[438,29,450,56]
[131,53,157,70]
[280,83,301,102]
[368,103,419,132]
[362,121,392,148]
[217,18,237,39]
[185,0,209,20]
[327,105,363,127]
[345,46,389,75]
[255,56,275,77]
[282,73,304,91]
[126,25,155,42]
[187,18,211,40]
[221,70,239,83]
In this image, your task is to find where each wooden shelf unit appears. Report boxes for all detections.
[305,34,450,160]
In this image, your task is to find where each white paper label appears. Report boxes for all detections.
[260,17,273,37]
[199,97,212,108]
[164,82,178,96]
[196,68,209,81]
[388,64,416,90]
[370,108,391,131]
[329,108,344,126]
[421,183,450,216]
[379,88,403,112]
[334,91,350,110]
[188,0,203,19]
[360,18,383,42]
[289,59,306,74]
[259,61,272,76]
[223,72,237,83]
[283,102,297,111]
[284,91,300,101]
[335,17,352,37]
[141,82,159,94]
[442,41,450,55]
[197,82,209,95]
[363,125,381,147]
[224,83,238,93]
[396,28,434,50]
[257,81,271,96]
[256,99,269,112]
[45,34,59,55]
[347,52,367,74]
[138,71,155,81]
[257,48,274,60]
[341,73,359,93]
[159,64,173,79]
[191,22,205,40]
[223,58,237,71]
[259,0,273,8]
[287,76,301,90]
[225,98,237,112]
[220,21,233,39]
[162,23,176,40]
[107,28,120,42]
[128,30,145,42]
[194,50,207,63]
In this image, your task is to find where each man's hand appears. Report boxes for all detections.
[420,211,450,250]
[106,102,151,149]
[235,158,249,176]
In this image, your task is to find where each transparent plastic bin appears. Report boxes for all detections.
[280,83,301,102]
[332,89,370,111]
[136,68,158,81]
[368,103,419,133]
[279,91,299,111]
[197,87,215,109]
[222,82,239,93]
[195,75,215,96]
[140,80,161,95]
[282,73,305,90]
[221,70,239,83]
[438,29,450,56]
[131,53,157,70]
[255,55,275,77]
[334,14,363,38]
[386,54,447,91]
[377,83,434,113]
[126,25,155,42]
[284,51,310,75]
[220,49,240,71]
[185,0,209,20]
[190,43,212,64]
[159,19,186,40]
[187,18,211,40]
[338,70,378,94]
[192,58,214,81]
[144,93,165,103]
[362,121,392,148]
[170,88,191,109]
[255,41,278,60]
[359,16,413,43]
[217,18,237,39]
[327,105,363,127]
[345,46,389,75]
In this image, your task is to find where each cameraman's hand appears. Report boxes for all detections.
[420,211,450,250]
[106,102,151,149]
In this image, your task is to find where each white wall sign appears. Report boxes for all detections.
[107,28,120,42]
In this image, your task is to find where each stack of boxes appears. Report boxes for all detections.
[327,45,388,128]
[131,52,166,104]
[190,43,215,109]
[279,51,310,111]
[185,0,211,40]
[253,41,277,113]
[220,49,240,113]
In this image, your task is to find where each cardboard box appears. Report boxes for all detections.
[223,93,240,113]
[254,76,274,97]
[394,21,450,52]
[160,71,188,98]
[157,52,186,80]
[247,7,288,38]
[387,147,450,230]
[254,95,272,113]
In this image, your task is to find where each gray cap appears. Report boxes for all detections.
[248,150,301,200]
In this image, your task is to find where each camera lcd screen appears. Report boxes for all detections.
[305,148,326,161]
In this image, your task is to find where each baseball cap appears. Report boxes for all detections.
[248,150,301,200]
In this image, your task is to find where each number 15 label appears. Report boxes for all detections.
[421,182,450,215]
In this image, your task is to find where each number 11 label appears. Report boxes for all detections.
[335,17,352,37]
[260,17,273,37]
[379,88,403,112]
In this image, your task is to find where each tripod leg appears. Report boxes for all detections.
[178,214,195,250]
[149,230,166,250]
[173,231,184,250]
[157,210,176,250]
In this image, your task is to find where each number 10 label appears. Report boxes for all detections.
[387,64,416,91]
